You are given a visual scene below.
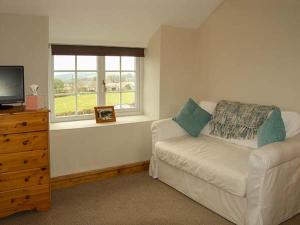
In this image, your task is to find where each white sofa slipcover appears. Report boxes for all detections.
[150,102,300,225]
[155,135,250,197]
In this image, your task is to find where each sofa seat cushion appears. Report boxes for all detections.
[155,135,251,197]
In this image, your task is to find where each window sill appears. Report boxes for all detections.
[50,115,154,131]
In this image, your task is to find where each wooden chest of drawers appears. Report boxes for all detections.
[0,107,50,218]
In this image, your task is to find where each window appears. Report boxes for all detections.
[51,55,142,122]
[105,56,137,110]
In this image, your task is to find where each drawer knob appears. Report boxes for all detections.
[22,122,28,126]
[23,160,29,164]
[25,195,30,200]
[23,140,29,145]
[24,177,30,182]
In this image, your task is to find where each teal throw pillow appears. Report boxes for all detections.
[173,98,211,137]
[257,109,286,147]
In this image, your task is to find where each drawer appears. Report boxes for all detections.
[0,150,48,173]
[0,112,48,134]
[0,167,49,192]
[0,184,50,218]
[0,131,48,154]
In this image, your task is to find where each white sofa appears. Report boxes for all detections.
[149,101,300,225]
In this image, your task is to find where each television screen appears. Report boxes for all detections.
[0,66,24,104]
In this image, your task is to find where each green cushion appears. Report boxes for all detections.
[173,98,211,137]
[257,109,286,147]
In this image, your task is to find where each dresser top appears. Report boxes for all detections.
[0,106,49,116]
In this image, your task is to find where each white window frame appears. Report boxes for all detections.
[49,56,143,123]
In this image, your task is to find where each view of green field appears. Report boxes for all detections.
[55,92,135,116]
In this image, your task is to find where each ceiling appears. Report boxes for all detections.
[0,0,223,47]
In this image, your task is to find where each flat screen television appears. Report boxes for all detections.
[0,66,25,108]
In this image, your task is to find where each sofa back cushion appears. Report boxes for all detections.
[199,101,217,114]
[282,111,300,138]
[199,101,300,148]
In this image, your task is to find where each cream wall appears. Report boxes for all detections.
[52,0,300,177]
[4,0,299,178]
[160,26,198,118]
[0,13,49,102]
[144,29,161,119]
[50,120,152,177]
[0,13,153,178]
[144,0,300,119]
[144,26,199,119]
[196,0,300,111]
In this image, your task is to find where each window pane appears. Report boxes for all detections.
[121,92,136,109]
[54,72,75,94]
[54,55,75,70]
[106,72,120,92]
[121,57,135,71]
[105,56,120,71]
[106,92,120,108]
[121,72,136,92]
[77,56,97,70]
[55,95,76,117]
[77,72,97,93]
[77,93,97,115]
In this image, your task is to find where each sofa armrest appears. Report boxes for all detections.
[246,134,300,225]
[151,118,187,143]
[149,119,187,178]
[249,133,300,170]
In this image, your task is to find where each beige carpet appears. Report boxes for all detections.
[0,171,299,225]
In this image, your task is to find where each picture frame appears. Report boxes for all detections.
[94,106,116,123]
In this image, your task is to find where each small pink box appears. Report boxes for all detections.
[26,95,40,110]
